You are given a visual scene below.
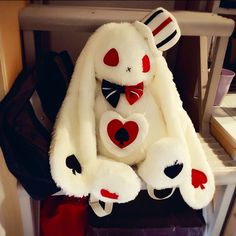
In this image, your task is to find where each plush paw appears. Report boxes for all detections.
[50,154,92,197]
[90,157,141,203]
[138,138,187,189]
[179,167,215,209]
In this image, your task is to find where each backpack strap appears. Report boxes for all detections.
[89,194,113,217]
[147,185,176,200]
[30,90,53,131]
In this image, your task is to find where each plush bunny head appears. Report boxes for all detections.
[94,23,157,86]
[94,7,181,86]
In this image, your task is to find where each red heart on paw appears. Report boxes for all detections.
[107,119,139,148]
[100,189,119,199]
[192,169,207,189]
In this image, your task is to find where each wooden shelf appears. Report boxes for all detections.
[199,134,236,185]
[211,94,236,159]
[19,5,234,36]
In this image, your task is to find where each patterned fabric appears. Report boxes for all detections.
[142,8,180,51]
[101,80,143,108]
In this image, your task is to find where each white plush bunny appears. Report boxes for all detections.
[50,8,215,216]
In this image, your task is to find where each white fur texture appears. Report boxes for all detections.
[138,138,187,190]
[50,8,215,210]
[90,157,141,203]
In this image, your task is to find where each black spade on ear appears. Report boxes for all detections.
[66,155,82,175]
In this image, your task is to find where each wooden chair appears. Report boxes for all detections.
[18,5,236,236]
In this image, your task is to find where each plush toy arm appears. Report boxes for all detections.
[49,72,93,196]
[49,36,98,197]
[150,56,186,141]
[76,53,97,161]
[148,56,214,208]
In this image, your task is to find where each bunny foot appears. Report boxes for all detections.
[138,138,188,190]
[90,157,141,203]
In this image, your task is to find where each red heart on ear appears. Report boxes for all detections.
[191,169,207,189]
[107,119,139,148]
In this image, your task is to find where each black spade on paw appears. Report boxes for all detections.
[66,155,82,175]
[115,128,130,146]
[164,161,183,179]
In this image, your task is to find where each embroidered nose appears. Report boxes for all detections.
[164,161,183,179]
[126,67,131,72]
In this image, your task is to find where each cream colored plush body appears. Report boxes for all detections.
[95,82,167,165]
[50,8,215,213]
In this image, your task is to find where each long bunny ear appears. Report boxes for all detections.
[50,32,98,197]
[151,56,215,209]
[179,119,215,209]
[141,7,181,51]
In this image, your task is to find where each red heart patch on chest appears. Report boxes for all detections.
[191,169,207,189]
[107,119,139,148]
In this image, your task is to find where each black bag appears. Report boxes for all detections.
[87,190,205,236]
[0,51,74,200]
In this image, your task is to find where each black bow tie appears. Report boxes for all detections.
[101,79,144,108]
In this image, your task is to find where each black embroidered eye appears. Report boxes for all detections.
[66,155,82,175]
